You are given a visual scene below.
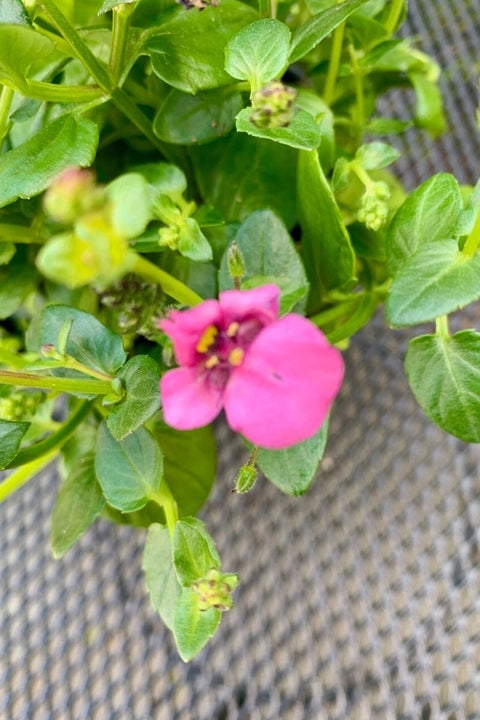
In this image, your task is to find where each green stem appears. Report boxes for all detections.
[462,209,480,258]
[133,254,203,306]
[0,369,114,395]
[108,3,135,86]
[0,85,14,146]
[24,79,102,103]
[323,4,345,106]
[0,449,59,503]
[7,399,93,468]
[435,315,450,339]
[60,356,114,382]
[385,0,404,36]
[0,348,30,369]
[151,484,179,536]
[258,0,271,17]
[351,161,373,189]
[0,224,43,243]
[348,43,365,139]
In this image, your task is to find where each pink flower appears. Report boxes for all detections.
[159,285,344,449]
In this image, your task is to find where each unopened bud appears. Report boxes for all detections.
[234,464,257,493]
[41,343,60,359]
[158,225,180,250]
[250,81,297,129]
[43,168,101,225]
[176,0,219,9]
[358,182,390,231]
[227,241,245,284]
[191,568,239,612]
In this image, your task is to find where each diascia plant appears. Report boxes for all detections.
[0,0,478,659]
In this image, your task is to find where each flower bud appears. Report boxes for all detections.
[234,463,257,493]
[250,81,297,129]
[358,182,391,231]
[227,241,245,284]
[0,391,46,421]
[43,168,101,225]
[191,568,239,612]
[176,0,219,9]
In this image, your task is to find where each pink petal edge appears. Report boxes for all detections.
[160,367,223,430]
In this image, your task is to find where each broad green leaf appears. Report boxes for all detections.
[95,422,163,512]
[98,0,136,13]
[106,356,162,440]
[154,88,242,145]
[174,587,221,662]
[143,523,181,631]
[386,241,480,327]
[410,72,446,138]
[131,162,187,205]
[289,0,369,63]
[39,305,127,377]
[178,219,213,262]
[365,118,412,135]
[225,18,290,88]
[50,453,105,557]
[153,423,217,517]
[295,89,335,171]
[235,107,321,151]
[297,149,355,310]
[256,418,329,496]
[0,419,30,469]
[143,0,257,93]
[0,243,16,265]
[173,517,220,587]
[0,25,56,92]
[355,141,400,170]
[0,115,99,209]
[0,261,36,319]
[218,209,309,313]
[405,331,480,442]
[456,179,480,238]
[386,173,462,276]
[106,173,153,238]
[191,132,297,228]
[0,0,32,26]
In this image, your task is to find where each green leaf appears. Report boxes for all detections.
[0,419,30,469]
[290,0,369,63]
[295,89,335,172]
[178,219,213,262]
[255,418,329,496]
[0,261,36,319]
[218,209,309,313]
[143,0,257,93]
[39,305,127,378]
[132,162,187,204]
[386,173,462,276]
[50,453,105,557]
[225,18,290,88]
[191,132,297,228]
[0,25,56,91]
[98,0,136,13]
[355,141,400,170]
[235,107,321,151]
[297,149,355,310]
[0,115,99,209]
[106,173,153,239]
[174,587,221,662]
[386,241,480,327]
[173,517,220,587]
[405,331,480,442]
[154,87,243,145]
[0,0,32,26]
[95,422,163,512]
[410,71,446,138]
[153,423,217,518]
[0,243,16,266]
[143,523,181,631]
[106,355,162,440]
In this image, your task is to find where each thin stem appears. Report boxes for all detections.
[0,85,14,147]
[348,43,365,140]
[435,315,450,339]
[0,449,59,503]
[151,484,179,536]
[133,254,203,306]
[351,161,373,189]
[385,0,404,36]
[0,224,43,244]
[462,210,480,258]
[0,347,30,370]
[258,0,271,17]
[24,79,102,103]
[60,356,114,382]
[0,369,114,395]
[323,3,345,106]
[7,399,93,468]
[108,3,135,86]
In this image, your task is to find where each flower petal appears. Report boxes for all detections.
[159,300,221,366]
[160,367,223,430]
[224,315,344,448]
[219,284,279,328]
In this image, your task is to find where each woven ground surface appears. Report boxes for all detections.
[2,1,480,718]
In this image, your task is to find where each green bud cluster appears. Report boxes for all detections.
[0,391,46,421]
[191,568,239,612]
[97,274,164,339]
[43,168,103,225]
[357,181,390,231]
[250,81,297,129]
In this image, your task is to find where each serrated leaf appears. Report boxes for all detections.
[143,523,181,631]
[107,355,162,440]
[174,587,221,662]
[235,107,321,151]
[173,517,220,587]
[50,453,105,557]
[0,0,32,26]
[405,331,480,442]
[0,419,30,470]
[95,422,163,512]
[225,18,290,88]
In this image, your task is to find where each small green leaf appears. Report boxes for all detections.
[173,517,220,587]
[154,88,243,145]
[0,115,99,209]
[0,0,32,26]
[256,418,329,496]
[405,331,480,442]
[39,305,127,378]
[106,356,161,440]
[0,261,36,319]
[235,107,322,151]
[178,219,213,262]
[96,422,164,512]
[98,0,136,13]
[0,25,56,92]
[297,149,355,310]
[174,587,221,662]
[0,243,16,266]
[132,162,187,204]
[225,18,290,88]
[410,72,446,138]
[386,241,480,327]
[51,453,105,558]
[355,142,401,170]
[106,173,153,239]
[290,0,369,63]
[143,523,181,631]
[385,173,462,276]
[0,419,30,469]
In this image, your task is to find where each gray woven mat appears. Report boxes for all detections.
[2,1,480,718]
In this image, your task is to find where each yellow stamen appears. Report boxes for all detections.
[196,325,218,353]
[205,355,219,369]
[226,322,240,337]
[228,348,244,366]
